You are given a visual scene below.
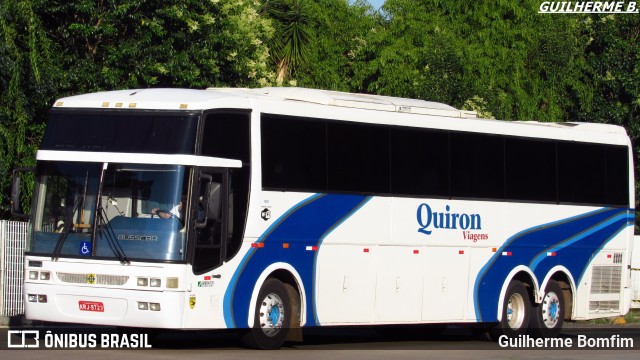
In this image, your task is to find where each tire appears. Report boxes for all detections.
[489,280,531,340]
[528,280,564,338]
[240,278,291,350]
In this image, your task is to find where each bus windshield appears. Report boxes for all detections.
[30,162,189,262]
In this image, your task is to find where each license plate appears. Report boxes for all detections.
[78,301,104,312]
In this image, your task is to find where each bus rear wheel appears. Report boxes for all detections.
[528,280,564,338]
[240,278,291,350]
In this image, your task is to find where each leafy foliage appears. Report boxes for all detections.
[0,0,60,217]
[262,0,313,85]
[575,14,640,227]
[41,0,274,92]
[355,0,591,123]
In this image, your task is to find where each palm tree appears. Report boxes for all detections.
[263,0,313,85]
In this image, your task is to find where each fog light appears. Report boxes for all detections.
[149,303,161,311]
[150,278,161,287]
[137,277,149,287]
[166,277,179,289]
[28,294,38,302]
[29,271,38,280]
[137,302,149,310]
[37,295,47,303]
[40,271,50,281]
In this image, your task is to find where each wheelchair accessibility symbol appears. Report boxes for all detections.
[79,241,92,256]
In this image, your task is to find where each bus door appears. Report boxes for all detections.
[184,168,232,327]
[191,168,230,274]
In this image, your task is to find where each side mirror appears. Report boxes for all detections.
[206,182,221,221]
[195,172,222,229]
[11,168,34,219]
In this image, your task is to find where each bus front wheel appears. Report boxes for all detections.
[240,278,291,350]
[493,280,531,339]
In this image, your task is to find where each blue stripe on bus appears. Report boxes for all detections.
[575,222,633,286]
[222,193,322,327]
[223,193,369,328]
[529,212,633,271]
[473,207,634,322]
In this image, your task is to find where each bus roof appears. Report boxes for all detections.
[52,87,630,145]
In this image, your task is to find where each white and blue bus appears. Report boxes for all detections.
[12,87,635,349]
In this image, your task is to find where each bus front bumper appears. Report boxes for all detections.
[24,282,186,329]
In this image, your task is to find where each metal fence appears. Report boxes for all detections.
[0,220,27,317]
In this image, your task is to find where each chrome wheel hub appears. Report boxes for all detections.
[258,292,285,337]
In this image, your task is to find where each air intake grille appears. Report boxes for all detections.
[57,272,129,286]
[589,300,620,311]
[590,266,621,294]
[612,253,622,264]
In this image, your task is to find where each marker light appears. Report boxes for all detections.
[166,277,179,289]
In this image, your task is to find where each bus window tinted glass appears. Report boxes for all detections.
[505,138,557,202]
[558,142,606,204]
[42,110,199,154]
[327,122,390,194]
[605,146,629,206]
[390,127,449,197]
[261,115,327,191]
[201,111,251,163]
[450,132,504,199]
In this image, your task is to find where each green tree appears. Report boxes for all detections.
[41,0,275,92]
[0,0,61,217]
[358,0,590,122]
[292,0,380,91]
[262,0,313,85]
[574,14,640,229]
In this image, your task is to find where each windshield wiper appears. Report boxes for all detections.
[93,163,130,264]
[51,197,80,261]
[97,206,130,264]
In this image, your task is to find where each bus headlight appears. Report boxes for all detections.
[28,294,47,303]
[29,271,39,280]
[150,278,161,287]
[137,277,149,287]
[40,271,51,281]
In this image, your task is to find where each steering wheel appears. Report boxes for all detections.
[154,209,184,226]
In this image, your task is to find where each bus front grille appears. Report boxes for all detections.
[57,272,129,286]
